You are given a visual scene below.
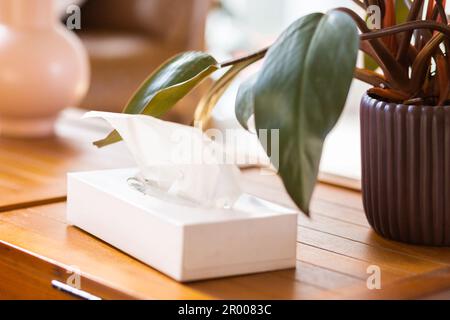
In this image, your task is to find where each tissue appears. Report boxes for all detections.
[84,112,242,208]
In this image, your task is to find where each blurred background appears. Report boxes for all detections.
[55,0,368,185]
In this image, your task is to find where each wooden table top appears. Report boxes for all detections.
[0,110,449,300]
[0,110,135,211]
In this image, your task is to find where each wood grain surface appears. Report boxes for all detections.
[0,109,133,211]
[0,110,449,299]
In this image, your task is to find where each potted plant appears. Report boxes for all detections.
[95,0,449,246]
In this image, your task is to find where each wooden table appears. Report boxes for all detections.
[1,110,449,300]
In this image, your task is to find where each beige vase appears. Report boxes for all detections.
[0,0,89,137]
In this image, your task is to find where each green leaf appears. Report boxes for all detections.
[94,51,219,148]
[94,130,122,148]
[252,11,358,214]
[235,73,258,130]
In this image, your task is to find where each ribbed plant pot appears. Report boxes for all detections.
[361,93,450,246]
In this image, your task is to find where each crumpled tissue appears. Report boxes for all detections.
[84,112,242,209]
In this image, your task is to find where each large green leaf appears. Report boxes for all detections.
[235,73,258,130]
[253,11,358,214]
[94,52,219,147]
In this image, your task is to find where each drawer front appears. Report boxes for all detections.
[0,241,135,300]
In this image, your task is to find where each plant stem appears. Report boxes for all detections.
[396,0,424,61]
[361,20,450,41]
[195,54,263,128]
[220,47,269,68]
[354,68,388,87]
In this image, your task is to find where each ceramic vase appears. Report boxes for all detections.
[0,0,89,137]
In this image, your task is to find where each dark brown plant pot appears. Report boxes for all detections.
[360,93,450,246]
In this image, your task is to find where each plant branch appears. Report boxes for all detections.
[354,68,387,87]
[220,47,268,68]
[360,20,450,41]
[432,0,448,24]
[410,33,445,93]
[195,55,262,128]
[396,0,424,61]
[368,87,409,101]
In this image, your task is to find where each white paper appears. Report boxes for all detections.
[84,112,242,208]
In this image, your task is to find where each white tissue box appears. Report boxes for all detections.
[66,168,298,282]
